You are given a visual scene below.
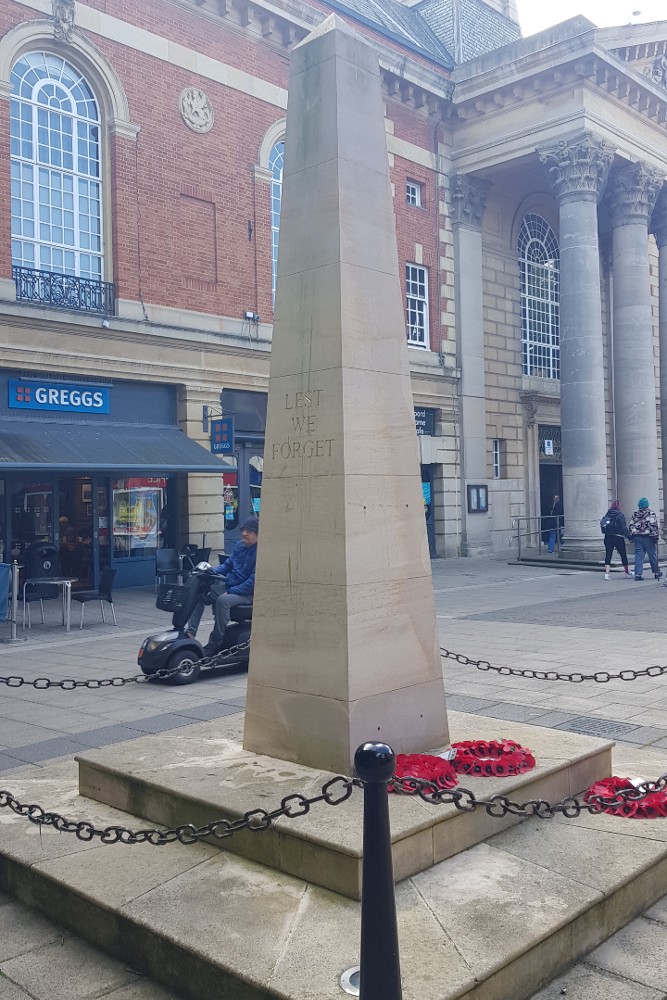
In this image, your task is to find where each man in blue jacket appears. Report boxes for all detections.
[187,515,258,654]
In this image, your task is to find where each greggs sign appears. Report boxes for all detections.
[9,379,110,414]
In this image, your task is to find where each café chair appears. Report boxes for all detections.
[155,548,181,591]
[72,567,117,629]
[22,541,62,628]
[23,581,60,628]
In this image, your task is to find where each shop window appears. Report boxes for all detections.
[269,140,284,309]
[11,480,54,557]
[519,214,560,379]
[10,52,112,313]
[249,454,263,514]
[222,458,239,530]
[112,478,167,559]
[406,263,429,349]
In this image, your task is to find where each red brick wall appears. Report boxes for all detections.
[0,0,448,340]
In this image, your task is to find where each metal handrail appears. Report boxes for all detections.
[512,514,566,560]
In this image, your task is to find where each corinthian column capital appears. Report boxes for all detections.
[539,132,614,203]
[610,161,664,227]
[449,173,491,229]
[650,185,667,248]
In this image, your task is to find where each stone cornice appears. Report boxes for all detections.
[452,44,667,133]
[609,161,664,226]
[167,0,453,118]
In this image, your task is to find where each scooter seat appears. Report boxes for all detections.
[230,604,253,623]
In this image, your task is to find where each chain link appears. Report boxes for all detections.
[0,639,251,691]
[440,647,667,684]
[0,773,360,845]
[390,772,667,818]
[3,771,666,843]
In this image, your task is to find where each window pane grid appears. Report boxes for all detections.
[269,141,284,309]
[519,214,560,379]
[10,51,104,283]
[406,263,429,349]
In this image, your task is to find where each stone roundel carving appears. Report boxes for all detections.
[178,88,214,134]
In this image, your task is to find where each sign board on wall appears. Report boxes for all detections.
[8,379,110,414]
[414,407,436,436]
[211,417,234,454]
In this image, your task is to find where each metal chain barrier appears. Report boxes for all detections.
[390,772,667,819]
[440,646,667,684]
[0,773,359,845]
[0,638,251,690]
[3,771,667,843]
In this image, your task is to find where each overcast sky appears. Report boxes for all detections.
[516,1,666,37]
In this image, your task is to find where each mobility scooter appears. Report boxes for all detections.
[138,563,252,685]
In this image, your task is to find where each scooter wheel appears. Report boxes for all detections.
[166,649,201,686]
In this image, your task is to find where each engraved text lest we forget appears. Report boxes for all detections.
[272,390,335,461]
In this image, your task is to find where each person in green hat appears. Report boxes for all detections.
[628,498,661,581]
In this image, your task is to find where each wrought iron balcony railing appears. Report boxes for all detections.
[12,266,116,315]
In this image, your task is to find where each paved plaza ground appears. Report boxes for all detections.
[1,556,667,998]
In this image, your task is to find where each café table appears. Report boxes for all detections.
[22,577,77,633]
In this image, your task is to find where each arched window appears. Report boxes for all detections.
[269,140,284,308]
[519,214,560,379]
[10,52,103,283]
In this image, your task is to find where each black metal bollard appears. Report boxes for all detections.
[355,742,402,1000]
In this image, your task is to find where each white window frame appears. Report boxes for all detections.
[406,180,422,208]
[519,213,560,380]
[10,51,104,281]
[406,263,429,350]
[269,139,284,310]
[492,439,501,479]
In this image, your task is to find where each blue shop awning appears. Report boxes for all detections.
[0,420,226,473]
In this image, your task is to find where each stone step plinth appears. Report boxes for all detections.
[76,711,612,899]
[0,738,665,1000]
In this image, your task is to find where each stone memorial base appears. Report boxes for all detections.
[75,712,610,900]
[3,713,667,1000]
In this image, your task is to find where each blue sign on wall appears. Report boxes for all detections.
[8,379,110,414]
[211,417,234,454]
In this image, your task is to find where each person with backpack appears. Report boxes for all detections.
[600,500,631,579]
[628,497,662,581]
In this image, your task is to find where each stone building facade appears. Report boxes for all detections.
[0,0,665,585]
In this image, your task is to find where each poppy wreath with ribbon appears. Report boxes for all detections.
[392,753,458,791]
[452,740,536,777]
[584,777,667,819]
[391,739,536,793]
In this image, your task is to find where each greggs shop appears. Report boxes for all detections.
[0,371,224,588]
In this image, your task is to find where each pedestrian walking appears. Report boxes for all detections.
[600,500,631,579]
[547,494,564,553]
[628,498,662,581]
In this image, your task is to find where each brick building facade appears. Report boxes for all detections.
[1,0,666,586]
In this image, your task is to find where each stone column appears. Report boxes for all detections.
[609,162,663,516]
[539,133,614,546]
[450,173,491,556]
[650,185,667,521]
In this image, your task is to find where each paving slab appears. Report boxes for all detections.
[1,937,140,1000]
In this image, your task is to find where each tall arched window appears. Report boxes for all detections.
[269,140,284,308]
[519,214,560,379]
[10,52,103,283]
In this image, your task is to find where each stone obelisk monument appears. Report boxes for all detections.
[243,14,449,774]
